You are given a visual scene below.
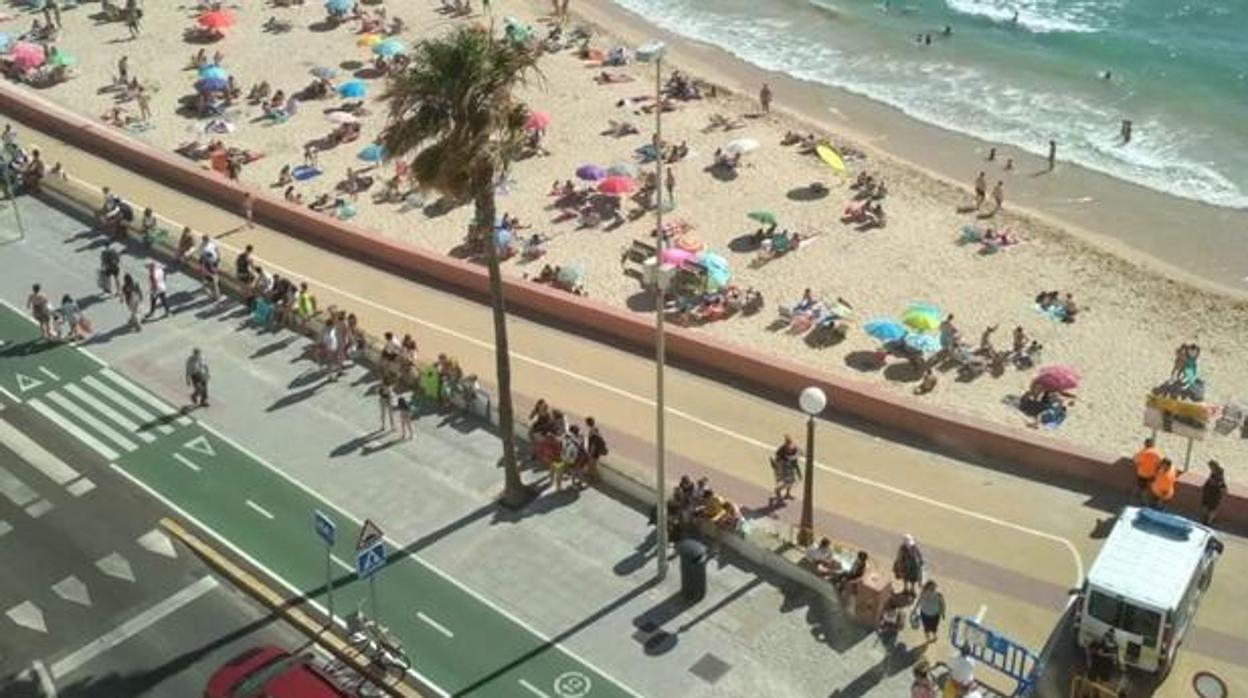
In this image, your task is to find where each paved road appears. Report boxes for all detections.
[0,200,636,698]
[5,121,1248,696]
[0,403,313,696]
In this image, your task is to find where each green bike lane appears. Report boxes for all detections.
[0,301,637,698]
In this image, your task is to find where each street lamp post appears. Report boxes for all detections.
[797,387,827,547]
[638,40,669,580]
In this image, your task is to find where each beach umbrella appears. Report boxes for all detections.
[48,51,77,67]
[659,246,696,267]
[373,39,406,57]
[863,318,907,343]
[607,162,636,178]
[556,264,584,288]
[598,175,635,195]
[747,210,777,226]
[194,76,229,93]
[338,80,367,98]
[697,251,732,289]
[356,33,383,48]
[902,308,941,332]
[903,333,941,355]
[326,0,352,13]
[310,66,338,79]
[9,42,45,71]
[357,143,386,163]
[524,111,551,131]
[724,138,759,156]
[1032,365,1081,393]
[0,33,14,51]
[326,111,359,124]
[198,65,228,80]
[198,10,235,30]
[575,164,606,181]
[816,143,845,173]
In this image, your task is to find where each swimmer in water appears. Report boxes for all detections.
[1010,9,1019,24]
[1100,70,1112,81]
[942,25,953,36]
[1120,119,1133,144]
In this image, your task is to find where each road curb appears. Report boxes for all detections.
[158,517,431,698]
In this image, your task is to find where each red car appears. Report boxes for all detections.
[205,646,353,698]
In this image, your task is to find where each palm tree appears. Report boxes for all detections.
[380,27,538,508]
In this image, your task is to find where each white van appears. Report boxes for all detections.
[1075,507,1222,676]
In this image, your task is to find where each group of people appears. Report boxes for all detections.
[1,131,46,195]
[1035,289,1079,323]
[669,474,744,536]
[528,398,609,492]
[1132,437,1226,523]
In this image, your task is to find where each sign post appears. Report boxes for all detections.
[313,510,337,627]
[355,519,386,624]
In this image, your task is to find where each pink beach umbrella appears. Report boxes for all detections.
[1032,365,1081,393]
[598,175,635,195]
[524,110,551,131]
[659,247,696,267]
[10,41,46,71]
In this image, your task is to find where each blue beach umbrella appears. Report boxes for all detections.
[198,65,228,80]
[0,34,12,51]
[338,80,367,98]
[194,76,229,93]
[863,318,907,343]
[325,0,352,12]
[903,333,941,355]
[372,39,406,57]
[357,143,386,163]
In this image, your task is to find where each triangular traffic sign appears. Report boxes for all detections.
[183,435,216,457]
[15,373,42,393]
[356,518,384,550]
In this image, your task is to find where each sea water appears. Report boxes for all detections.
[608,0,1248,209]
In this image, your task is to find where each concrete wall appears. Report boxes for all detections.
[6,83,1243,528]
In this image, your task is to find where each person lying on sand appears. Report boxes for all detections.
[704,113,745,132]
[602,120,639,137]
[263,16,294,32]
[781,131,801,146]
[283,186,304,204]
[100,106,139,127]
[595,71,635,85]
[247,81,272,104]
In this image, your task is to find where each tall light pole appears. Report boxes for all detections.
[797,387,827,547]
[638,40,669,579]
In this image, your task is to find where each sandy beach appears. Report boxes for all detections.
[9,0,1248,478]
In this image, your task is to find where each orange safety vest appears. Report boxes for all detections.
[1134,448,1162,479]
[1150,468,1178,501]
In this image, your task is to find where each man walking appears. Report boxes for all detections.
[144,260,170,319]
[973,171,986,209]
[759,83,772,114]
[186,348,210,408]
[1047,139,1056,171]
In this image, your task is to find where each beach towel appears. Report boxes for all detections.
[292,165,321,181]
[1033,303,1067,322]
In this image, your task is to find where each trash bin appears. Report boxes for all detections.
[677,538,709,602]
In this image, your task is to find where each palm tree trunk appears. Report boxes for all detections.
[476,183,534,509]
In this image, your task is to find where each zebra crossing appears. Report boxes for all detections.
[22,368,192,463]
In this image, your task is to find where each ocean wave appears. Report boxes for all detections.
[942,0,1115,33]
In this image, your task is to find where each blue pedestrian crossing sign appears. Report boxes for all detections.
[355,540,387,579]
[313,510,336,546]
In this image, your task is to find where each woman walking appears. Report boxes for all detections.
[377,381,395,432]
[771,434,801,504]
[893,534,925,595]
[26,284,53,339]
[121,273,144,331]
[914,580,946,644]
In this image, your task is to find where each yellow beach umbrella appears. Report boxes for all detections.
[357,33,383,48]
[816,143,845,173]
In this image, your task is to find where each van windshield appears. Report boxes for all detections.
[1088,591,1162,647]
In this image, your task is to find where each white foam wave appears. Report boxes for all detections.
[943,0,1114,34]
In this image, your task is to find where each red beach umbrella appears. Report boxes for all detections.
[1032,365,1081,393]
[198,10,236,30]
[524,110,551,131]
[598,175,635,196]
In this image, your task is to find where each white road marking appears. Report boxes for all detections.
[194,421,644,698]
[24,500,54,518]
[50,576,220,680]
[0,416,82,485]
[94,552,135,583]
[183,435,215,456]
[6,600,47,633]
[66,477,95,497]
[416,611,454,639]
[0,519,12,539]
[0,385,19,403]
[519,679,551,698]
[330,554,353,572]
[81,375,175,435]
[0,463,41,507]
[27,397,120,461]
[38,366,60,381]
[137,529,178,559]
[31,661,57,698]
[98,369,192,427]
[46,390,138,452]
[15,373,43,393]
[198,244,1086,585]
[173,453,201,472]
[52,575,92,607]
[63,383,156,443]
[245,499,275,520]
[107,464,452,698]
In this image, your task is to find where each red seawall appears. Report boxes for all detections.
[4,84,1241,526]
